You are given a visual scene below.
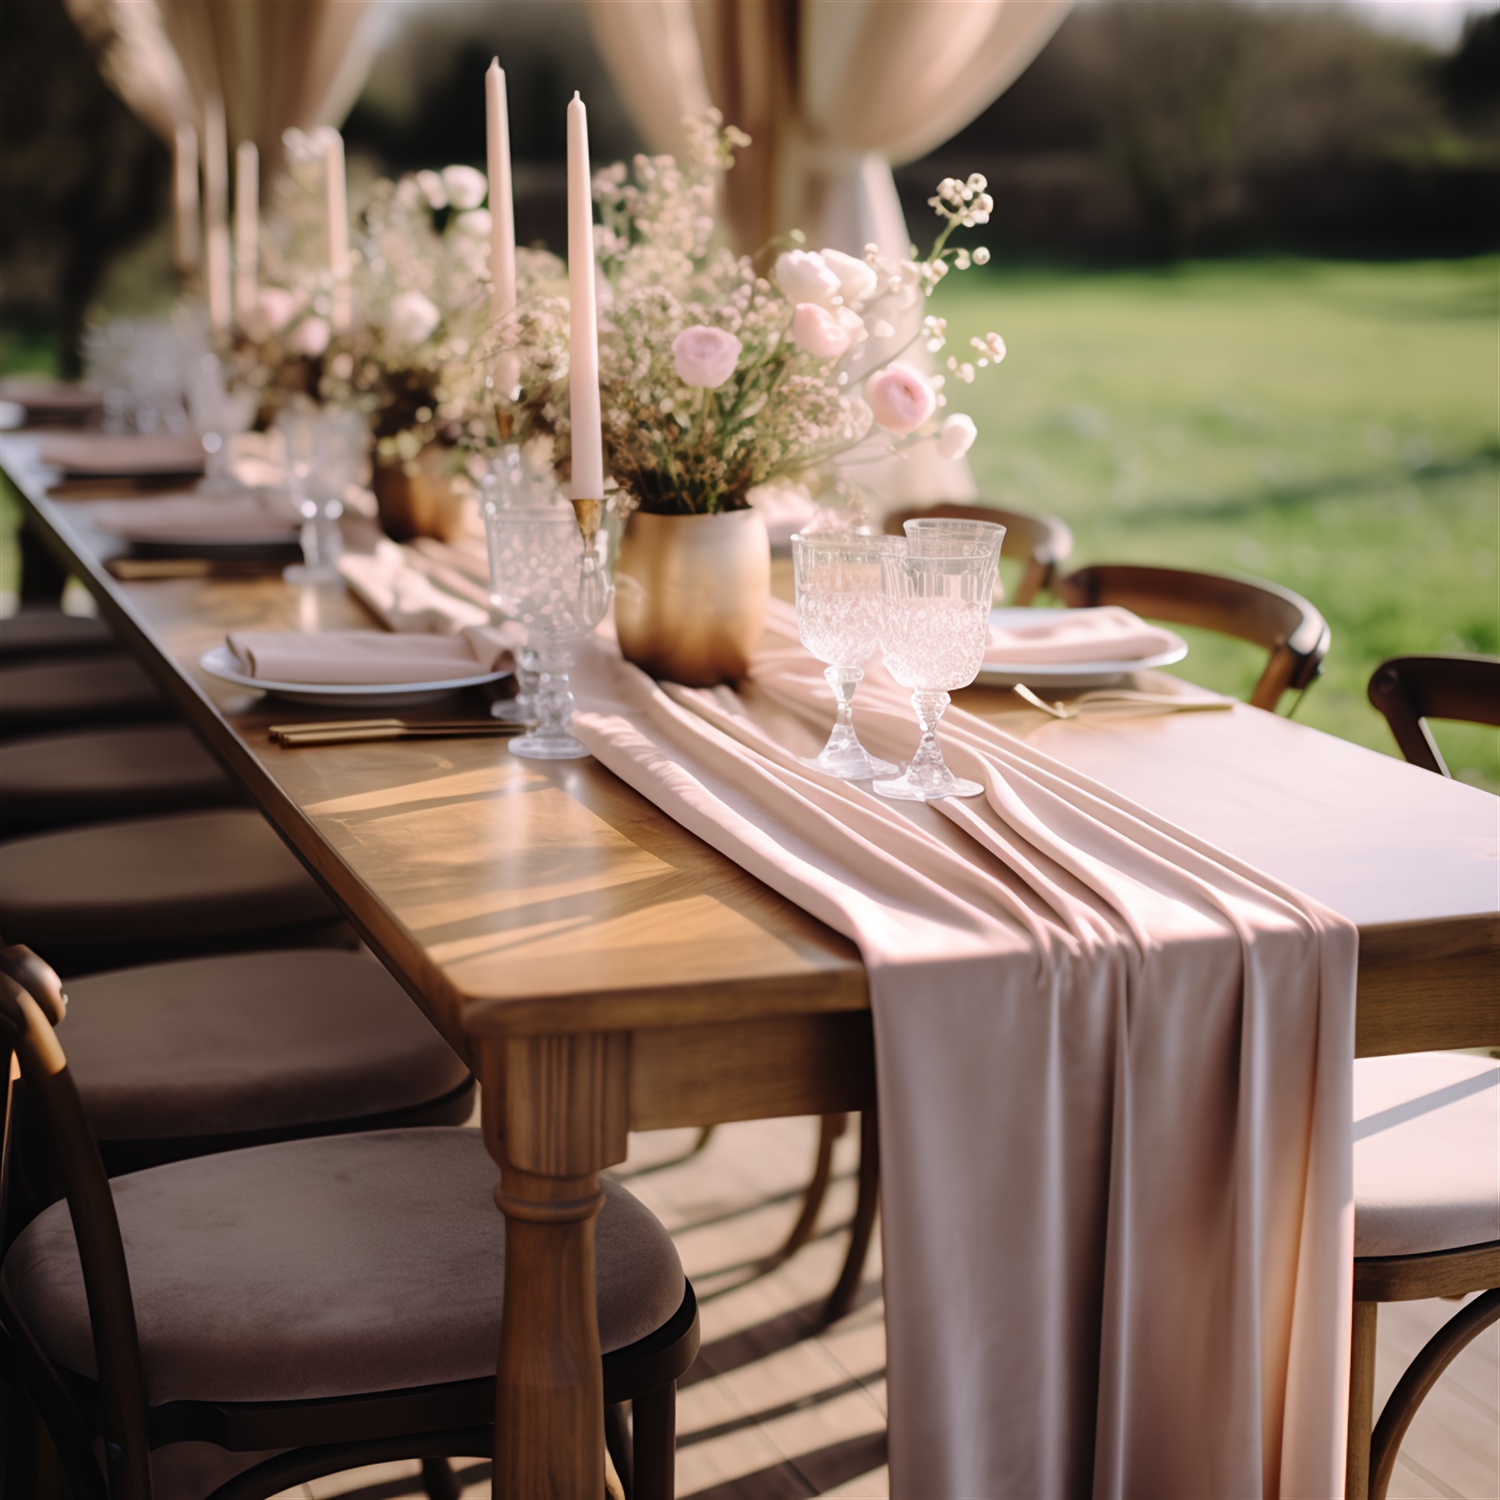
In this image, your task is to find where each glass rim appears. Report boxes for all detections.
[791,530,904,550]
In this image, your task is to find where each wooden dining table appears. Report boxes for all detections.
[3,432,1496,1496]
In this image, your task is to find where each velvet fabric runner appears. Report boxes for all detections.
[572,601,1355,1498]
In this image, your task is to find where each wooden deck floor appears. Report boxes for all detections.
[279,1116,1498,1500]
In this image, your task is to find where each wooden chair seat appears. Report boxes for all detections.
[0,724,238,836]
[0,609,117,662]
[1354,1052,1499,1259]
[58,951,473,1168]
[0,810,341,975]
[0,656,166,737]
[4,1128,684,1406]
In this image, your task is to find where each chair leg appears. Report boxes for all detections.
[631,1383,677,1500]
[1370,1286,1500,1500]
[604,1401,633,1497]
[1346,1300,1377,1500]
[822,1108,880,1326]
[420,1455,462,1500]
[774,1114,845,1263]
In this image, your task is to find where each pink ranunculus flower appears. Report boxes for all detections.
[790,303,852,361]
[291,316,331,358]
[866,362,936,435]
[672,325,742,388]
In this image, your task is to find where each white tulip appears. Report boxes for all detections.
[389,290,441,346]
[819,248,878,305]
[415,170,446,210]
[442,164,489,211]
[454,209,492,238]
[775,250,841,306]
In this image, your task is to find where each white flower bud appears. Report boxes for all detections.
[441,164,489,210]
[937,414,977,460]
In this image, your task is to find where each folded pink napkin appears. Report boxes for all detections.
[986,605,1178,664]
[225,625,518,684]
[92,493,300,544]
[338,541,492,634]
[40,433,205,477]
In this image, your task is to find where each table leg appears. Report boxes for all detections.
[481,1032,630,1498]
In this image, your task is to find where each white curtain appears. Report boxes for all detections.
[65,0,375,173]
[588,0,1073,258]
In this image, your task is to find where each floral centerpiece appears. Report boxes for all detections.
[233,137,562,538]
[493,113,1006,682]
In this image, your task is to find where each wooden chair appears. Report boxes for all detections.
[1055,563,1330,712]
[0,946,698,1500]
[1366,654,1500,776]
[883,502,1074,605]
[0,809,348,976]
[1346,658,1500,1497]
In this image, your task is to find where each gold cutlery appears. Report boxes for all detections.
[270,717,532,746]
[1012,683,1234,719]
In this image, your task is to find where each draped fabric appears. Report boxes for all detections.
[64,0,374,174]
[569,601,1356,1497]
[587,0,1074,258]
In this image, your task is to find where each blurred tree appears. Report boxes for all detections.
[0,0,168,374]
[1440,10,1500,133]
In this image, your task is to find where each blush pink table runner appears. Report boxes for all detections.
[572,601,1356,1499]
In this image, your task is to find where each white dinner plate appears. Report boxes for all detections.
[198,644,511,707]
[976,608,1188,689]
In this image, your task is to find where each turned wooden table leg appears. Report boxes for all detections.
[480,1031,630,1499]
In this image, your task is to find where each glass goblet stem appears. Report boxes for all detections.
[491,646,539,723]
[509,636,591,760]
[823,665,863,753]
[906,689,953,792]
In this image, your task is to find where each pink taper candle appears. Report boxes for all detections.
[486,59,519,397]
[325,129,352,332]
[234,141,259,329]
[202,96,231,330]
[172,123,201,276]
[566,91,603,500]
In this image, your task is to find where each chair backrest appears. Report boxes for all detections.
[882,502,1074,606]
[1367,654,1500,776]
[0,944,152,1500]
[1055,563,1331,713]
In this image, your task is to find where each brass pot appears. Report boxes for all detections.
[371,442,472,542]
[614,508,770,686]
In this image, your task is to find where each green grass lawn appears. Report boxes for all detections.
[935,257,1500,788]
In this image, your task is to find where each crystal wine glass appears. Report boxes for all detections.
[188,353,256,494]
[485,504,614,760]
[479,450,560,725]
[873,520,1005,802]
[792,532,901,779]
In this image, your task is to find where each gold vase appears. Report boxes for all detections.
[614,508,770,686]
[371,442,471,542]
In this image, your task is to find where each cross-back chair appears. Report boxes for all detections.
[1055,563,1330,712]
[882,502,1073,605]
[0,945,698,1500]
[1366,654,1500,776]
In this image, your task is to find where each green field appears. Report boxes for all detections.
[935,257,1499,788]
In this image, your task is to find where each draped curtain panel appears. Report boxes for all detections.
[588,0,1074,258]
[64,0,374,174]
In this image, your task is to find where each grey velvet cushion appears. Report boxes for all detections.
[0,724,236,835]
[0,655,164,734]
[61,950,471,1140]
[4,1129,686,1405]
[0,809,337,947]
[1354,1051,1500,1259]
[0,610,117,661]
